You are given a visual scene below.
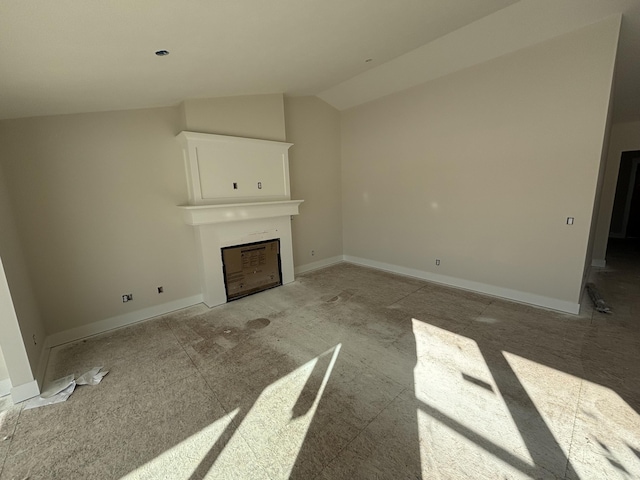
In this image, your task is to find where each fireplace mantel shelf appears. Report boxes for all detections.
[178,200,304,226]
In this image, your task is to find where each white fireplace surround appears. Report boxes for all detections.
[177,132,303,307]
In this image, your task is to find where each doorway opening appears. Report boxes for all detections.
[609,151,640,238]
[606,150,640,261]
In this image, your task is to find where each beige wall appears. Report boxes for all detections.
[0,94,291,338]
[340,18,619,308]
[181,94,286,142]
[0,107,201,334]
[0,160,45,382]
[284,97,343,268]
[592,120,640,262]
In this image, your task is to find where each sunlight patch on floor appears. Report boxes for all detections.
[122,345,341,479]
[121,408,240,480]
[504,351,640,478]
[567,380,640,479]
[234,344,342,478]
[412,318,535,478]
[502,351,579,459]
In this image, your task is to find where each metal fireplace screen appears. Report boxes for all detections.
[221,239,282,301]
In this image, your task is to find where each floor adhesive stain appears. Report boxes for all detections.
[247,318,271,329]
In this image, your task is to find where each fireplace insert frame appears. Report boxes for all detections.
[221,238,283,302]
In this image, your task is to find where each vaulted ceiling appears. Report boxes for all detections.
[1,0,640,122]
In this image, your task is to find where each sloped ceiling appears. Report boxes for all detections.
[1,0,640,122]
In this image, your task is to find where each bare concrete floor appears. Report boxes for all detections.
[0,258,638,479]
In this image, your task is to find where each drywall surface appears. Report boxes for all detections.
[592,120,640,261]
[0,161,44,379]
[0,107,201,334]
[181,94,286,142]
[341,18,619,307]
[284,96,343,269]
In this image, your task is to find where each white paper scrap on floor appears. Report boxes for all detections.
[23,367,108,410]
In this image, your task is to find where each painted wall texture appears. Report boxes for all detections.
[285,96,343,268]
[340,18,619,309]
[0,94,333,337]
[0,107,200,334]
[180,94,286,142]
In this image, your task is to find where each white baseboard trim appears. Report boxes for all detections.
[343,255,580,315]
[11,379,39,403]
[591,259,606,268]
[295,255,345,275]
[0,378,11,398]
[44,294,204,349]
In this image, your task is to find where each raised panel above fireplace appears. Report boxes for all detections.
[176,131,292,205]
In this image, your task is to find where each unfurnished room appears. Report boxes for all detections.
[0,1,639,479]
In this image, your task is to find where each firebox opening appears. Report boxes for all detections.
[221,239,282,302]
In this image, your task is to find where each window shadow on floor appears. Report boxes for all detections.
[287,259,640,478]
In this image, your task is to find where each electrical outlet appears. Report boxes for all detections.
[311,250,315,256]
[122,293,133,303]
[435,259,441,266]
[32,334,37,346]
[157,286,164,294]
